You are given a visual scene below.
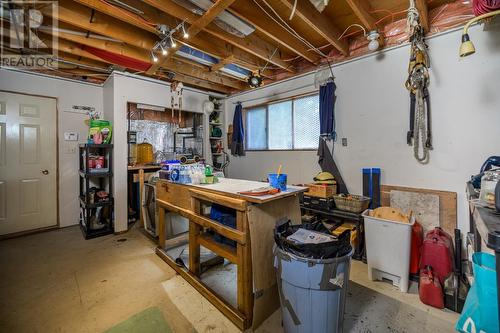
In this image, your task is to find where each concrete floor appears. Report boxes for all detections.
[0,225,458,333]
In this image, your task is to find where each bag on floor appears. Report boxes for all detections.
[420,227,454,284]
[456,252,498,333]
[419,266,444,309]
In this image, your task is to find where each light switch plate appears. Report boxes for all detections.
[64,131,78,141]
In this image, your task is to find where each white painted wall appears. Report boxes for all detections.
[108,72,224,232]
[225,26,500,234]
[0,68,104,228]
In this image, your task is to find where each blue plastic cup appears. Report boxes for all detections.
[268,173,287,191]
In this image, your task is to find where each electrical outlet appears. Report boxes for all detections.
[342,138,348,146]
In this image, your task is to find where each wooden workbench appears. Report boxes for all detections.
[155,178,306,330]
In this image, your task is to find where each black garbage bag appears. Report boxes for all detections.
[274,219,352,260]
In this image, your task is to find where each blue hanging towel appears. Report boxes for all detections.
[231,103,245,156]
[319,80,337,139]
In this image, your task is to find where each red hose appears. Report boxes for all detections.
[473,0,500,16]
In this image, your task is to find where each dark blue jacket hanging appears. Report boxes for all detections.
[317,79,348,193]
[231,103,245,156]
[319,80,337,139]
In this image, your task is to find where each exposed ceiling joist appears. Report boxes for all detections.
[141,0,294,72]
[275,0,349,55]
[345,0,377,31]
[415,0,430,32]
[227,1,321,64]
[189,0,237,37]
[210,55,236,72]
[149,0,237,74]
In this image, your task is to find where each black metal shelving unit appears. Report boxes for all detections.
[79,144,114,239]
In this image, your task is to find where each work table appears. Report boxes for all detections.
[155,178,307,330]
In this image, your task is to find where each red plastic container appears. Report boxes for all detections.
[410,221,424,275]
[419,266,445,309]
[420,227,454,284]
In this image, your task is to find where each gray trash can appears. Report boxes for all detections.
[274,247,353,333]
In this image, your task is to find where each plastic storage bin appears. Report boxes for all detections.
[362,209,415,292]
[274,247,353,333]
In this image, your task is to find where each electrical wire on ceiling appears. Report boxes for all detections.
[252,0,329,58]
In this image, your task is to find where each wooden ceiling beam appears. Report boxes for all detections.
[188,0,236,37]
[51,29,245,90]
[415,0,430,32]
[149,0,236,74]
[41,1,156,49]
[141,0,293,72]
[227,1,321,64]
[345,0,376,30]
[275,0,349,55]
[210,55,236,72]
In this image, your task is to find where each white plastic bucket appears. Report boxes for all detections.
[274,247,353,333]
[362,209,415,292]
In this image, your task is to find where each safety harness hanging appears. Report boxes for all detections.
[405,1,432,164]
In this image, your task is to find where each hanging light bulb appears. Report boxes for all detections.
[181,23,189,39]
[170,35,177,48]
[151,51,158,63]
[367,31,380,52]
[160,44,168,56]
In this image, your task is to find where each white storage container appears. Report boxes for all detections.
[362,210,415,292]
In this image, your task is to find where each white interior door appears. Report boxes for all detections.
[0,91,57,235]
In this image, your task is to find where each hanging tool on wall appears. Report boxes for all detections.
[405,0,432,164]
[170,81,183,123]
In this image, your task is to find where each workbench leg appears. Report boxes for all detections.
[158,207,165,249]
[189,198,201,276]
[236,211,253,326]
[139,169,144,227]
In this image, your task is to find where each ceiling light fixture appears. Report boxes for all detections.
[170,35,177,48]
[367,31,380,51]
[247,71,263,88]
[339,24,381,53]
[160,44,168,56]
[151,51,158,63]
[182,23,189,39]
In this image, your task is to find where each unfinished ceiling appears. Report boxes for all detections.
[1,0,474,94]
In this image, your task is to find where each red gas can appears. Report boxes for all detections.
[410,221,424,275]
[419,266,445,309]
[420,227,454,284]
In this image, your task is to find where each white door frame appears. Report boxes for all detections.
[0,90,59,238]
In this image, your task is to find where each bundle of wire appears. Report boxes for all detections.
[473,0,500,16]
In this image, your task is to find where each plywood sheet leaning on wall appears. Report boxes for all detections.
[247,195,302,328]
[390,190,439,233]
[380,185,457,236]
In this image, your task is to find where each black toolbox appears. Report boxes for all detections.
[301,194,335,211]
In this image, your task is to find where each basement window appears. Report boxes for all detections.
[245,94,320,150]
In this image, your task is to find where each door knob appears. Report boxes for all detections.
[41,169,49,175]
